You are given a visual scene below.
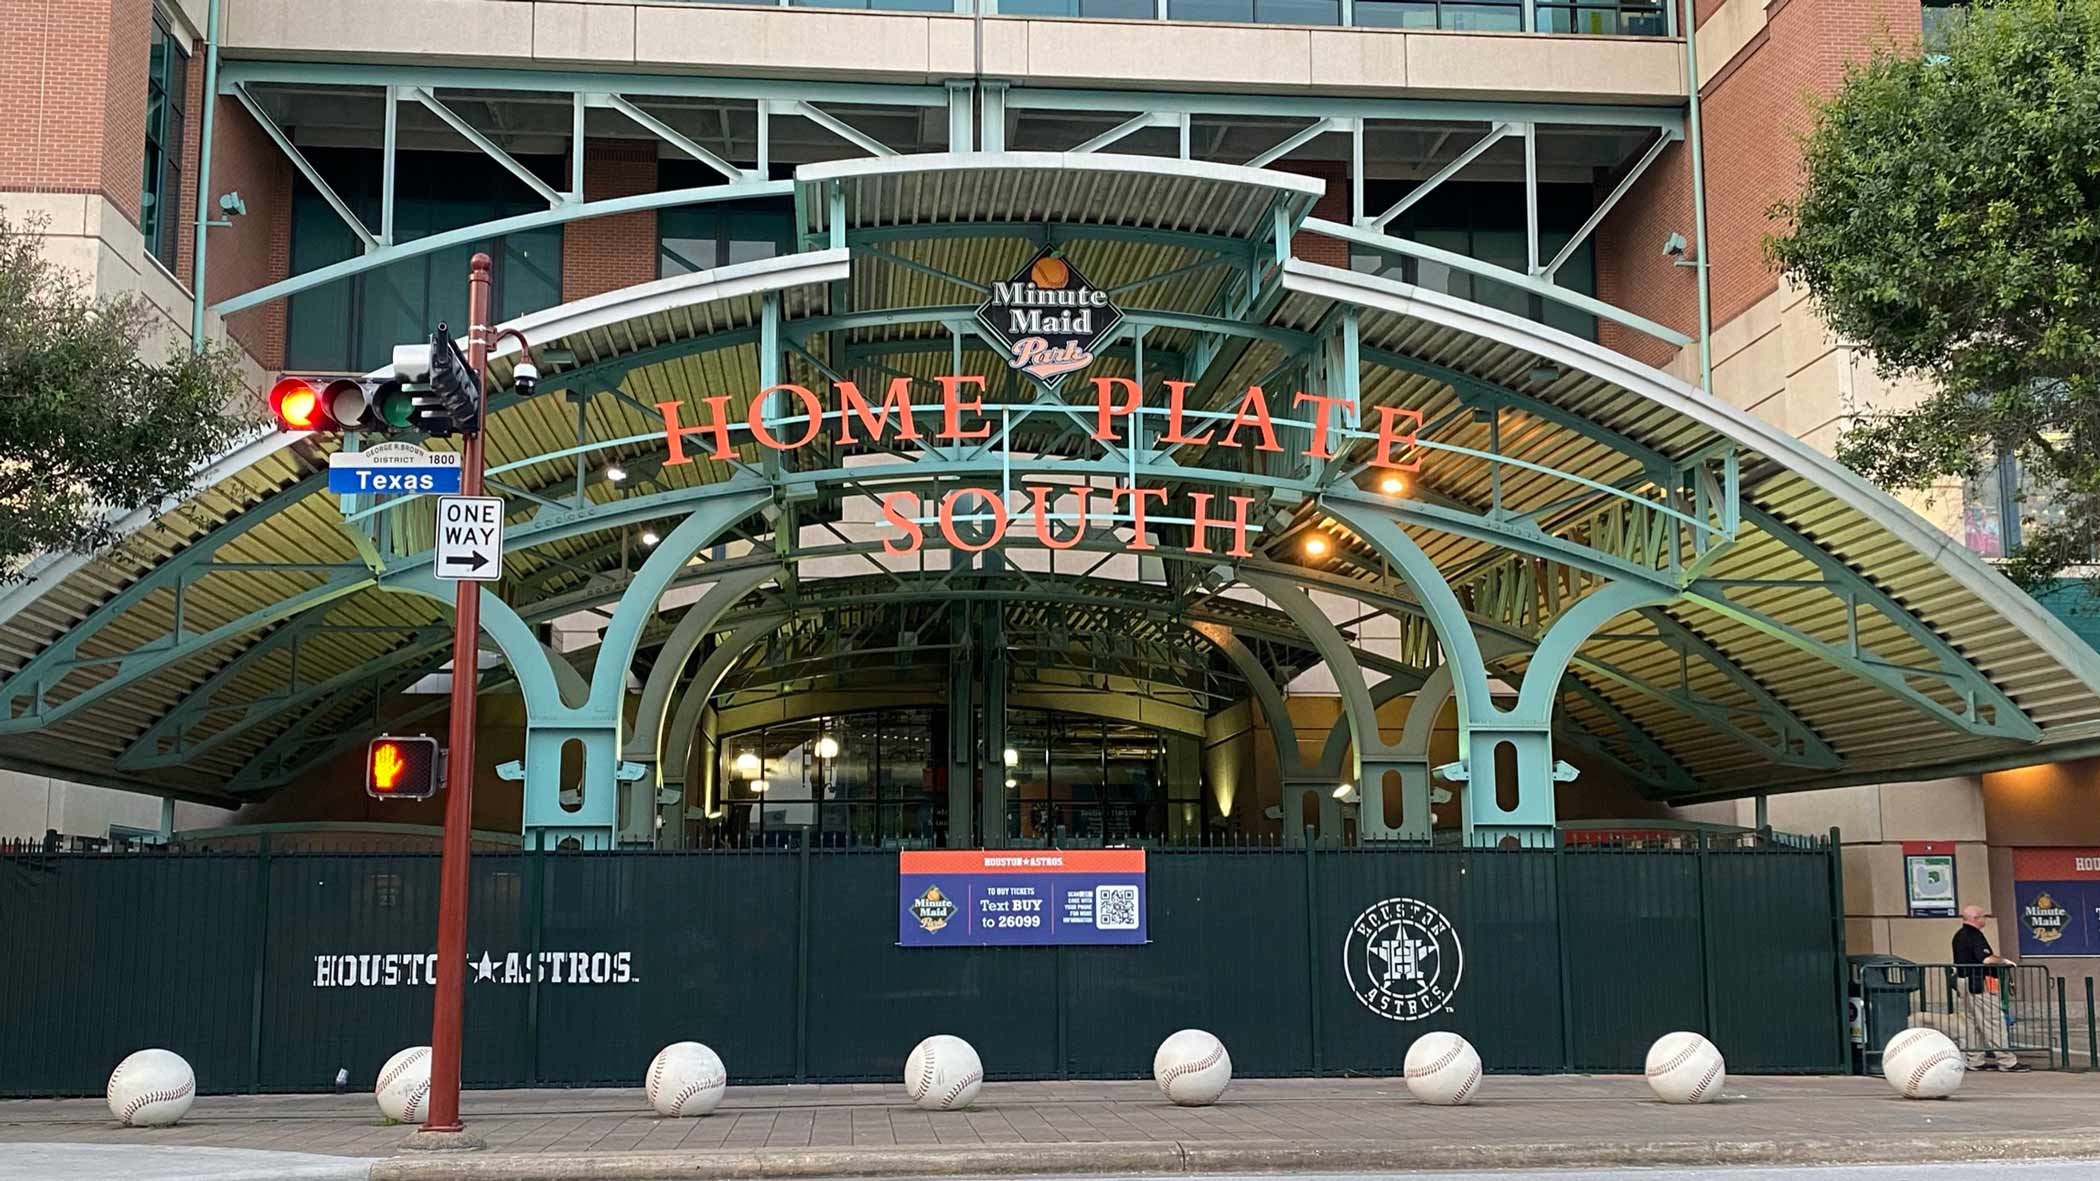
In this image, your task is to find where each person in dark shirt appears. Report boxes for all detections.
[1952,905,2027,1071]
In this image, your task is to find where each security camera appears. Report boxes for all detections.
[513,360,540,397]
[1662,232,1688,259]
[217,191,247,218]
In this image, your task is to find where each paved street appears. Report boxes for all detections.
[2,1072,2097,1176]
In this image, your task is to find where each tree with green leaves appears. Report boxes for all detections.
[0,213,257,575]
[1767,0,2100,588]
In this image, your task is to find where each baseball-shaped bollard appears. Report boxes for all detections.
[646,1042,727,1117]
[375,1046,432,1123]
[1403,1031,1482,1105]
[1645,1032,1725,1104]
[1153,1029,1232,1106]
[904,1034,983,1111]
[107,1049,195,1127]
[1882,1028,1964,1099]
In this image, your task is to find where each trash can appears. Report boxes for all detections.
[1850,954,1922,1072]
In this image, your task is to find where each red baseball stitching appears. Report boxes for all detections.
[670,1072,725,1115]
[939,1070,982,1109]
[908,1046,936,1101]
[120,1077,192,1125]
[1884,1030,1933,1065]
[1450,1062,1481,1104]
[1907,1050,1959,1097]
[1646,1038,1701,1078]
[1407,1040,1465,1080]
[378,1048,428,1096]
[402,1079,430,1122]
[647,1052,669,1105]
[1688,1060,1721,1103]
[1160,1042,1225,1089]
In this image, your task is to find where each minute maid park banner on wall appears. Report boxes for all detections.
[2011,849,2100,957]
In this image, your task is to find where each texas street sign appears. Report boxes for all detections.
[435,495,503,581]
[328,441,462,495]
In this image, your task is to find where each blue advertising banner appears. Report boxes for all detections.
[898,849,1146,947]
[2012,849,2100,957]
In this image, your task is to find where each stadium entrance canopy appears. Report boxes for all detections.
[7,150,2100,851]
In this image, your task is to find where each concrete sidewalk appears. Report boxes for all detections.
[4,1074,2099,1178]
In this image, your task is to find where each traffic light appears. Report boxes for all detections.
[426,324,481,437]
[270,376,353,432]
[270,326,488,437]
[366,735,441,800]
[269,372,467,437]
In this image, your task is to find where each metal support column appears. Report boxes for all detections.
[980,606,1009,848]
[946,603,977,847]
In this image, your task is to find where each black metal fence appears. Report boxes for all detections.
[1851,959,2076,1071]
[0,831,1849,1097]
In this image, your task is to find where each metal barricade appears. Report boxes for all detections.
[1853,959,2063,1069]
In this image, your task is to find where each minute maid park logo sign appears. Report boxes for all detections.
[975,246,1123,383]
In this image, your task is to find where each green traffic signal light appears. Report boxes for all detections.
[375,382,419,430]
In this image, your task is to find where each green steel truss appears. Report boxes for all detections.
[0,109,2049,840]
[10,250,2041,837]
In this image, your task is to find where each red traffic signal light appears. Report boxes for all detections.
[270,377,330,432]
[366,735,441,800]
[272,377,422,433]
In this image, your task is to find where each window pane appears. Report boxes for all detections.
[1414,229,1473,300]
[1255,0,1340,23]
[286,148,565,371]
[1540,233,1598,341]
[1442,1,1521,30]
[1962,464,2004,559]
[1168,0,1255,20]
[1354,1,1439,27]
[660,236,719,276]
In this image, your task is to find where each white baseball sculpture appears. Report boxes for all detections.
[1645,1032,1726,1104]
[1153,1029,1232,1106]
[1403,1031,1482,1106]
[106,1048,195,1127]
[375,1045,433,1124]
[1882,1028,1964,1100]
[646,1042,728,1117]
[903,1034,983,1111]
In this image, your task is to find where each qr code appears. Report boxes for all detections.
[1095,885,1140,930]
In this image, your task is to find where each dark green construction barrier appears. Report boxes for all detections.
[0,835,1848,1096]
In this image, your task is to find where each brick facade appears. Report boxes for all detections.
[0,0,136,216]
[203,99,294,370]
[1275,159,1351,269]
[1595,0,1926,370]
[562,139,659,302]
[101,0,151,228]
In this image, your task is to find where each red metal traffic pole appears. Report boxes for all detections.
[423,252,492,1134]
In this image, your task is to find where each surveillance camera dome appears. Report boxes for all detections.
[513,360,540,396]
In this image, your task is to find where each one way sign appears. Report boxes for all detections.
[435,495,503,582]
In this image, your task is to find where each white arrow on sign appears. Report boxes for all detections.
[434,495,504,582]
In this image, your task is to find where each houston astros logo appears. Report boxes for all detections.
[1343,897,1463,1021]
[911,884,957,934]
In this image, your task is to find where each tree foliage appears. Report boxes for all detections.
[1767,0,2100,587]
[0,213,258,574]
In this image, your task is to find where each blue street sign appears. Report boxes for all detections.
[328,442,462,495]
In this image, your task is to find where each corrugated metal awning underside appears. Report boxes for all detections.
[4,158,2097,808]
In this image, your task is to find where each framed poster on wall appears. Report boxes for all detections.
[2012,849,2100,957]
[1903,841,1958,918]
